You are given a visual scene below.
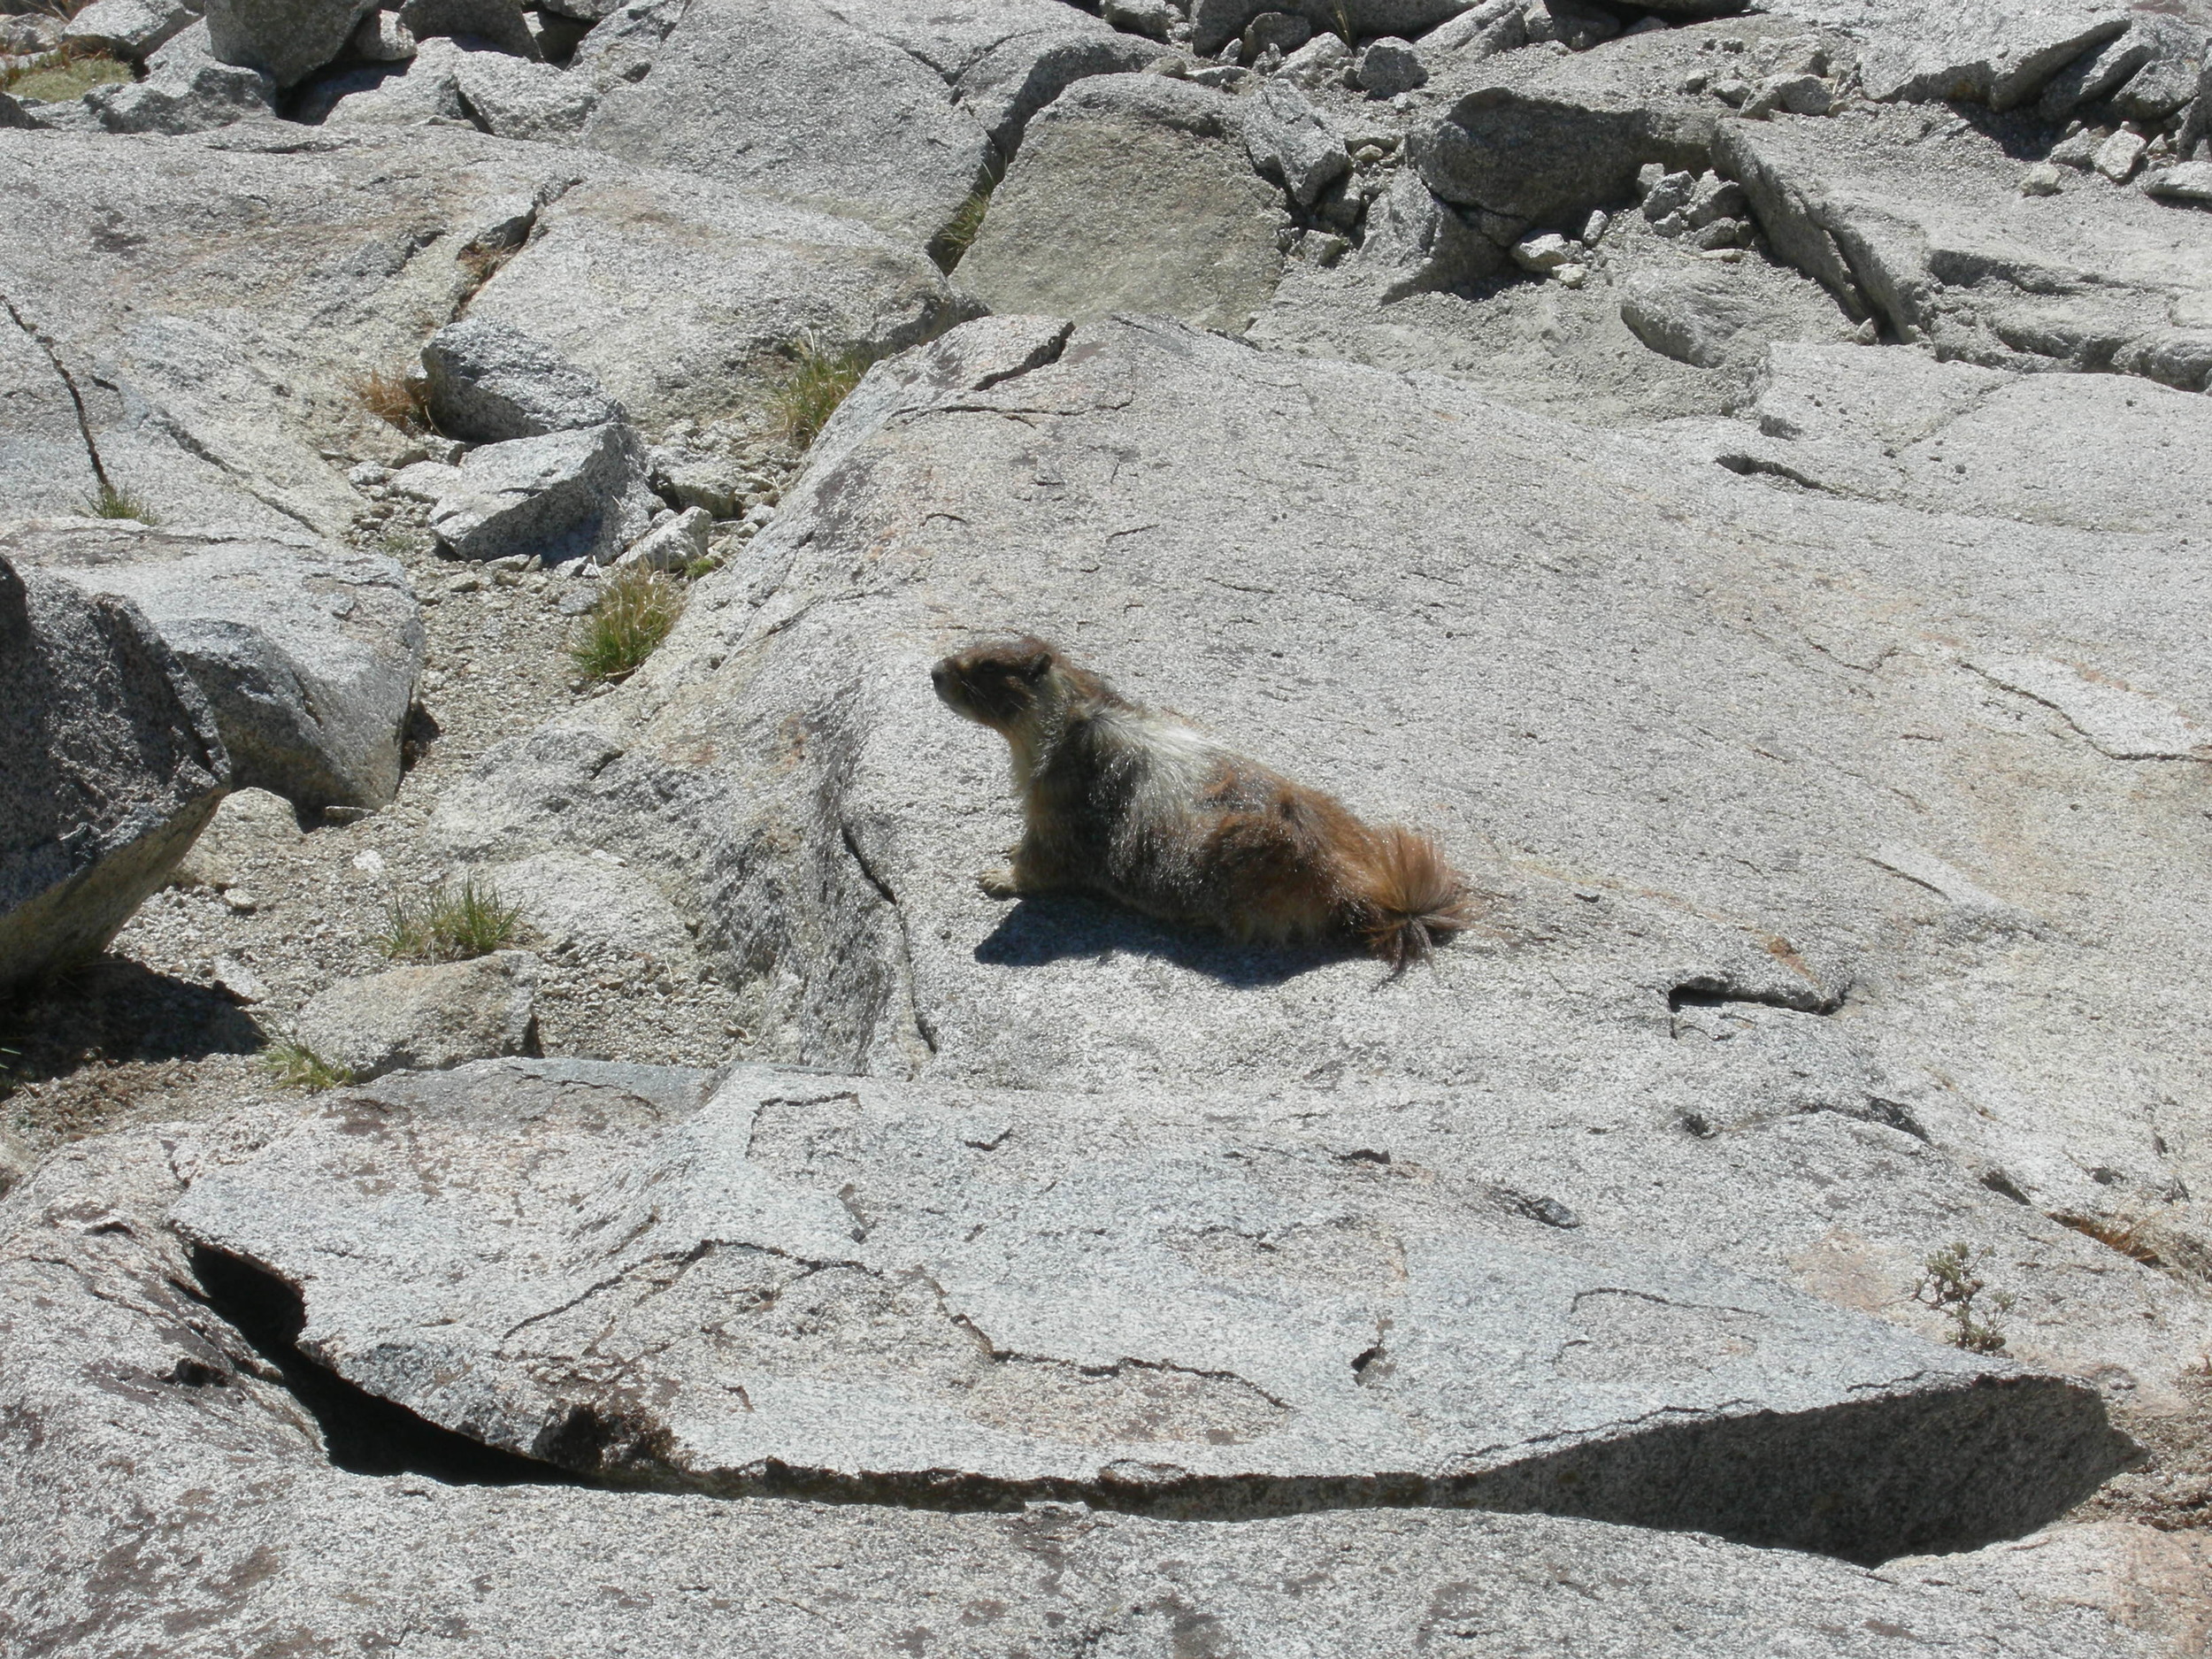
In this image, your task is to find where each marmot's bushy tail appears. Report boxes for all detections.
[1354,826,1477,972]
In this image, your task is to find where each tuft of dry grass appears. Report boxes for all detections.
[350,366,434,434]
[2057,1210,2164,1266]
[375,875,526,963]
[769,336,871,449]
[569,566,685,682]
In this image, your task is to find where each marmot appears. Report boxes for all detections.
[931,637,1475,967]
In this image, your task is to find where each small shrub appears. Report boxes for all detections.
[769,336,871,448]
[1912,1241,2017,1354]
[930,188,995,273]
[350,366,434,434]
[3,44,129,103]
[683,555,723,580]
[376,874,526,963]
[82,481,155,523]
[569,566,684,682]
[263,1041,356,1092]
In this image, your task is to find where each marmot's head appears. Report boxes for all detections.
[931,637,1060,733]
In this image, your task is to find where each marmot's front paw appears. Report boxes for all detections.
[977,864,1021,899]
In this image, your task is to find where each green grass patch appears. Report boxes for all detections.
[262,1041,357,1092]
[569,566,685,683]
[375,874,526,964]
[769,336,872,449]
[82,481,155,523]
[4,44,130,103]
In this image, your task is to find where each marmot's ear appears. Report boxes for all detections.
[1016,648,1055,680]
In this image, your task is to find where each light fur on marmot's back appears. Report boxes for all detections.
[931,636,1477,969]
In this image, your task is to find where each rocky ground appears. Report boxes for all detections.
[6,0,2212,1652]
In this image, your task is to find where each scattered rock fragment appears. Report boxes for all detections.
[84,20,278,133]
[1355,36,1425,97]
[62,0,198,58]
[427,422,660,566]
[422,319,626,445]
[290,950,541,1080]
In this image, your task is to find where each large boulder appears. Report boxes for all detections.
[956,76,1288,334]
[83,21,278,135]
[0,519,424,812]
[0,554,228,995]
[174,1061,2134,1560]
[426,314,2212,1404]
[62,0,198,58]
[463,172,973,429]
[0,1076,2174,1657]
[203,0,379,87]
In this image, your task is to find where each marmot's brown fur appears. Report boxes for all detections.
[932,637,1475,968]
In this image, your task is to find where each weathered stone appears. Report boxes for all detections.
[958,75,1286,333]
[1355,35,1427,95]
[0,555,228,995]
[1242,10,1310,59]
[614,505,711,572]
[580,0,1156,243]
[2142,160,2212,206]
[1620,266,1774,365]
[1106,0,1172,39]
[172,784,303,892]
[349,6,418,59]
[427,422,659,565]
[84,20,278,133]
[452,47,594,136]
[0,520,423,812]
[1713,109,2212,382]
[62,0,198,58]
[463,173,973,431]
[1420,0,1524,60]
[396,0,539,57]
[1279,28,1352,87]
[1353,166,1504,296]
[203,0,379,86]
[290,952,541,1079]
[1522,0,1617,52]
[1241,77,1351,207]
[1410,17,1793,221]
[1190,0,1473,58]
[0,1089,2171,1658]
[1858,6,2126,111]
[2038,24,2154,119]
[311,36,466,122]
[422,318,625,445]
[173,1062,2133,1558]
[2109,17,2206,123]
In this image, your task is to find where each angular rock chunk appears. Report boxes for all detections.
[428,421,659,565]
[396,0,539,58]
[422,318,625,444]
[85,20,279,133]
[1619,266,1770,367]
[464,173,972,430]
[0,555,228,995]
[1355,35,1427,96]
[173,1064,2135,1560]
[451,49,594,137]
[1188,0,1471,58]
[1241,78,1351,208]
[292,951,541,1079]
[204,0,380,87]
[1,1088,2168,1657]
[582,0,994,243]
[957,75,1286,334]
[63,0,198,58]
[0,520,424,812]
[1354,166,1503,296]
[1858,6,2127,110]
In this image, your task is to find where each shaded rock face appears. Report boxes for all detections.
[1,520,424,811]
[0,1071,2166,1657]
[173,1063,2134,1561]
[0,555,228,994]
